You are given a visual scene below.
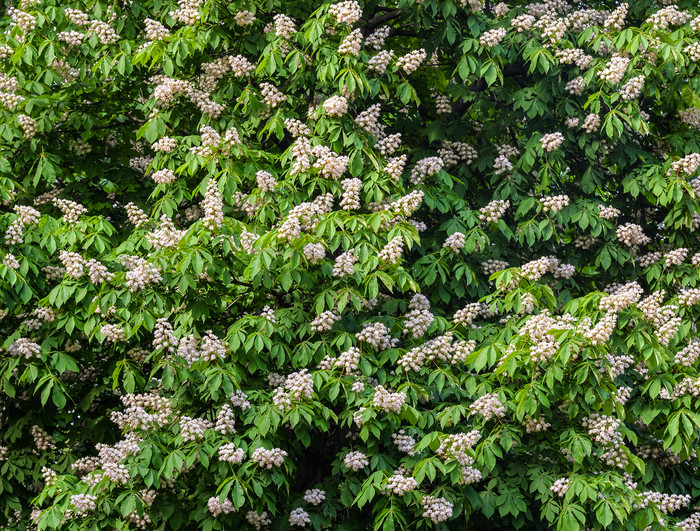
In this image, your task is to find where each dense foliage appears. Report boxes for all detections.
[1,0,700,529]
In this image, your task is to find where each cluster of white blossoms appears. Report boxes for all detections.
[674,340,700,367]
[665,248,688,267]
[385,470,418,496]
[469,392,505,420]
[565,76,586,96]
[218,442,245,464]
[101,324,126,343]
[310,311,340,332]
[582,113,601,133]
[617,223,650,246]
[598,204,621,219]
[396,49,427,74]
[303,243,326,264]
[273,13,297,38]
[120,255,162,292]
[356,322,397,349]
[246,510,272,530]
[550,478,570,497]
[669,153,700,176]
[8,337,41,359]
[646,5,691,31]
[392,430,416,455]
[2,253,19,270]
[252,447,287,469]
[150,168,177,184]
[378,236,404,264]
[284,369,313,400]
[367,49,394,74]
[511,13,536,31]
[69,494,97,517]
[524,414,551,433]
[338,29,363,56]
[479,199,510,222]
[332,249,358,277]
[323,95,348,117]
[255,170,277,192]
[260,82,287,107]
[443,232,466,251]
[540,132,564,152]
[620,75,645,100]
[303,489,326,505]
[541,195,569,213]
[373,385,406,413]
[17,114,37,138]
[403,308,434,338]
[480,27,507,47]
[366,26,390,50]
[638,491,692,514]
[311,145,349,179]
[5,204,41,244]
[410,156,443,184]
[143,18,170,40]
[340,178,362,210]
[289,508,311,527]
[207,497,235,517]
[202,179,223,231]
[110,393,173,431]
[421,495,453,524]
[343,450,369,471]
[329,0,362,24]
[597,54,630,84]
[279,194,334,240]
[179,416,213,442]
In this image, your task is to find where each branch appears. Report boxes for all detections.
[364,9,402,32]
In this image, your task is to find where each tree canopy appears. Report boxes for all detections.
[1,0,700,529]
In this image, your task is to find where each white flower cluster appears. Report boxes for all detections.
[469,393,505,420]
[252,447,288,468]
[70,494,97,517]
[150,168,177,184]
[604,3,628,30]
[403,308,434,338]
[144,18,170,40]
[110,393,173,431]
[6,204,41,245]
[147,215,186,249]
[511,14,536,32]
[669,153,700,176]
[617,223,650,246]
[565,76,586,96]
[373,385,406,413]
[541,195,569,213]
[439,141,477,166]
[620,75,645,100]
[260,82,287,107]
[524,414,551,432]
[392,430,416,454]
[180,416,213,442]
[273,14,297,38]
[207,497,235,517]
[234,10,255,25]
[366,26,390,50]
[289,508,310,527]
[410,156,443,184]
[202,179,223,231]
[323,95,349,116]
[340,178,362,210]
[329,1,362,24]
[396,49,427,74]
[303,489,326,505]
[646,6,691,31]
[310,311,340,332]
[675,340,700,366]
[8,337,41,359]
[598,204,620,219]
[421,495,453,524]
[582,113,601,133]
[638,491,691,514]
[540,132,564,151]
[357,322,397,349]
[443,232,466,251]
[338,29,363,56]
[101,324,126,343]
[219,443,245,463]
[246,511,272,530]
[332,249,358,277]
[480,27,507,47]
[378,236,404,264]
[597,55,630,84]
[386,470,418,495]
[343,450,369,471]
[120,255,162,292]
[550,478,570,497]
[284,369,314,400]
[304,243,326,263]
[479,199,510,222]
[214,404,236,434]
